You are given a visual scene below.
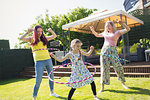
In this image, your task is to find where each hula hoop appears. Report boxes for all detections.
[32,48,60,52]
[48,62,96,84]
[97,53,128,62]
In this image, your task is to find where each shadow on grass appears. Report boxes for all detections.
[57,96,75,100]
[0,78,30,85]
[82,97,108,100]
[105,86,150,96]
[57,96,105,100]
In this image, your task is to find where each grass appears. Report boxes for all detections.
[0,77,150,100]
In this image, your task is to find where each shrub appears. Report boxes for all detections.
[117,47,123,55]
[130,43,139,53]
[95,49,101,55]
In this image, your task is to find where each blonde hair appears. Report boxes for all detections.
[70,39,82,50]
[70,39,82,60]
[104,21,116,34]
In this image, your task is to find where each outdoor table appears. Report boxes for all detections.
[145,49,150,62]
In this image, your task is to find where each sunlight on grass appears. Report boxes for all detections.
[0,77,150,100]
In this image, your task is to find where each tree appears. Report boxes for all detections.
[16,7,97,49]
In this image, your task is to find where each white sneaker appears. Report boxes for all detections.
[50,92,60,97]
[33,97,36,100]
[94,96,100,100]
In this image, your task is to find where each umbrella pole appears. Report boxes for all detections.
[125,16,130,62]
[68,28,70,51]
[120,14,126,65]
[62,30,65,56]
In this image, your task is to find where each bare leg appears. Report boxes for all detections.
[98,83,104,93]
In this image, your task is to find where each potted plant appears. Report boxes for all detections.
[135,38,150,61]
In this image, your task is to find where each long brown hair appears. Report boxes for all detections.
[70,39,82,60]
[31,25,48,46]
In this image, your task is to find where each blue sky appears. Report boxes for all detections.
[0,0,125,48]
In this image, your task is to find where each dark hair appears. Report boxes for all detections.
[31,25,48,46]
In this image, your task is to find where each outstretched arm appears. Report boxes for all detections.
[118,20,130,35]
[50,52,71,62]
[80,46,94,56]
[89,26,104,38]
[46,28,57,41]
[19,28,34,42]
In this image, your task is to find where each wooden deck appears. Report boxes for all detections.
[20,61,150,78]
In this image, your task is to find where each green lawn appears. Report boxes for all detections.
[0,77,150,100]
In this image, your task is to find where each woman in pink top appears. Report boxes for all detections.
[90,20,130,93]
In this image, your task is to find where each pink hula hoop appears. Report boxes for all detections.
[32,48,60,52]
[48,62,96,84]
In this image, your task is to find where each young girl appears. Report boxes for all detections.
[20,25,59,100]
[89,20,130,93]
[50,39,99,100]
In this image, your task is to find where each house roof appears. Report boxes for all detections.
[144,1,150,8]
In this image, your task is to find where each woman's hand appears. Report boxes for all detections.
[27,28,34,33]
[50,52,55,58]
[19,28,34,42]
[89,26,94,31]
[48,28,53,32]
[117,20,130,34]
[90,46,94,50]
[117,20,123,25]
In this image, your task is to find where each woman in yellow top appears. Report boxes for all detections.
[20,25,59,100]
